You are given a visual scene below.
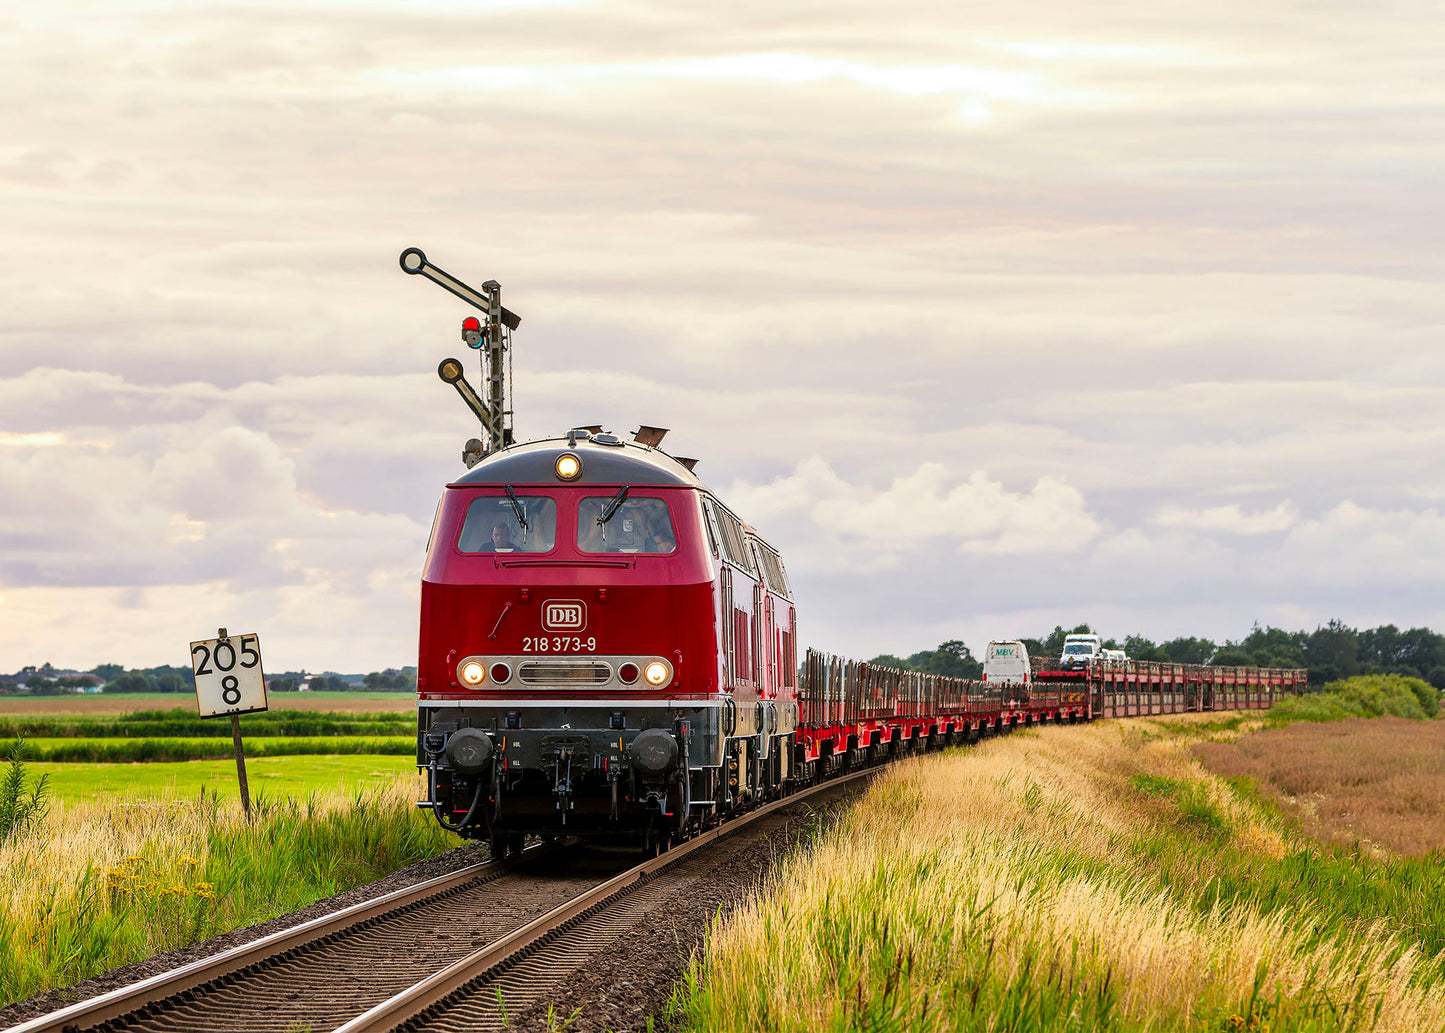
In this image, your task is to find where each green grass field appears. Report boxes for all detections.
[0,710,414,739]
[9,736,414,763]
[35,754,424,805]
[0,691,415,716]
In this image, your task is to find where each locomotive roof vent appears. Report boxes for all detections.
[566,427,596,446]
[632,425,668,448]
[593,432,624,446]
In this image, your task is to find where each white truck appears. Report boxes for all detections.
[1060,633,1104,671]
[982,640,1032,686]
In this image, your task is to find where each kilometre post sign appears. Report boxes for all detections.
[190,630,268,717]
[189,628,266,818]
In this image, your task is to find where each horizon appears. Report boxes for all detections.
[1,616,1422,678]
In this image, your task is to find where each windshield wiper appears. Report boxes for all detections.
[596,485,631,527]
[503,484,528,533]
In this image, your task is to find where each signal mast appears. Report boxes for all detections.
[399,247,521,467]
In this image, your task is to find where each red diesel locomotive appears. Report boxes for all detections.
[416,429,799,855]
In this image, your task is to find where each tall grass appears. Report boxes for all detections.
[0,780,455,1007]
[0,740,50,845]
[674,715,1445,1032]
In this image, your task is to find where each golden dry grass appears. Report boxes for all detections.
[1196,717,1445,856]
[676,718,1445,1032]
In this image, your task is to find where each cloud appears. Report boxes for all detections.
[728,458,1101,567]
[2,0,1444,671]
[375,52,1093,120]
[1280,501,1445,587]
[1152,500,1299,535]
[0,400,429,593]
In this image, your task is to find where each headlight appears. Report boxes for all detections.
[644,660,671,687]
[459,660,486,687]
[555,453,582,480]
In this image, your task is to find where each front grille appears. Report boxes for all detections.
[517,660,613,686]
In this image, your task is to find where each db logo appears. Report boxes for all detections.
[542,600,587,632]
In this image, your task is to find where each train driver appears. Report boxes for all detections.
[488,519,520,552]
[648,524,676,553]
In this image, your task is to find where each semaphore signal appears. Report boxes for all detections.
[399,247,521,466]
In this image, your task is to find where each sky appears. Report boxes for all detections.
[2,0,1443,674]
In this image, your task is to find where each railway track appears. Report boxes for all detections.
[8,771,873,1033]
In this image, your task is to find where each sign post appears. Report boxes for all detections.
[189,628,268,819]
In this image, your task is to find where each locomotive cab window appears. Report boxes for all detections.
[457,495,557,553]
[578,496,676,554]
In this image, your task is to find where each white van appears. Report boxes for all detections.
[982,640,1032,685]
[1060,633,1103,670]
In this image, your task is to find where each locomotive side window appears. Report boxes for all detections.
[774,552,793,598]
[712,504,756,574]
[457,496,557,553]
[577,496,676,554]
[700,496,724,558]
[750,539,791,599]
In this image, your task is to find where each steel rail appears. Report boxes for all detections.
[5,858,511,1033]
[332,768,878,1033]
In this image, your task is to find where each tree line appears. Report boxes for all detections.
[0,663,417,695]
[266,669,416,692]
[869,621,1445,689]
